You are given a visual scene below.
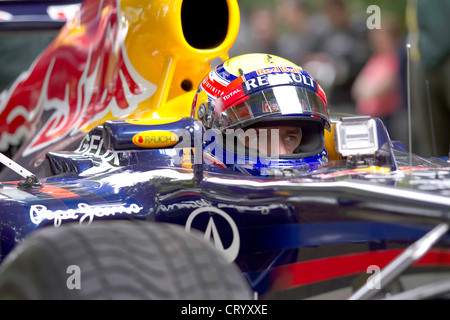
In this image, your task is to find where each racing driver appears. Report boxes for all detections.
[190,53,330,176]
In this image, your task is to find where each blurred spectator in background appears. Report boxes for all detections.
[408,0,450,157]
[231,3,281,57]
[232,0,417,131]
[352,15,403,133]
[247,5,279,54]
[274,0,328,66]
[233,0,370,112]
[299,0,370,114]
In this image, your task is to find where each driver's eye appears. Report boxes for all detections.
[239,126,302,155]
[284,135,297,142]
[286,134,301,143]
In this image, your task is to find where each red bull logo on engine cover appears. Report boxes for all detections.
[0,0,156,158]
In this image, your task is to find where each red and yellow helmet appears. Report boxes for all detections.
[191,53,330,176]
[191,53,329,131]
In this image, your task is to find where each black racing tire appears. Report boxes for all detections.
[0,219,252,300]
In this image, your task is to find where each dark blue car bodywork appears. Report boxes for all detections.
[0,115,449,299]
[0,0,449,300]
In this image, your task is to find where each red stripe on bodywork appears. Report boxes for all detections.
[2,182,80,199]
[271,249,450,291]
[38,185,81,198]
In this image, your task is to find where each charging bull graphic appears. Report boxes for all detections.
[0,0,155,176]
[0,0,240,179]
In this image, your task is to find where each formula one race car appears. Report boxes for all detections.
[0,0,449,301]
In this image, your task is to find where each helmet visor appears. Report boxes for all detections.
[223,118,325,159]
[214,85,329,131]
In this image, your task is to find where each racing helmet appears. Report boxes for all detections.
[191,53,330,176]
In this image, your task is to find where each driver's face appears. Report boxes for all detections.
[238,125,302,155]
